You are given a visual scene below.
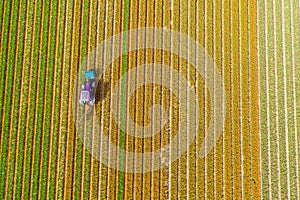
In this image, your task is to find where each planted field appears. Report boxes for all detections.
[1,0,298,199]
[258,0,300,199]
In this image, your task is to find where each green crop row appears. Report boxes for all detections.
[22,0,43,198]
[15,0,35,199]
[30,0,51,199]
[82,1,92,199]
[71,0,84,198]
[4,0,28,199]
[71,0,92,199]
[12,0,31,197]
[0,0,110,199]
[282,2,298,199]
[40,0,59,199]
[86,0,101,198]
[0,0,19,199]
[0,0,11,196]
[0,1,5,41]
[36,0,59,199]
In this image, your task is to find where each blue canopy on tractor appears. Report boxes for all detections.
[84,70,96,79]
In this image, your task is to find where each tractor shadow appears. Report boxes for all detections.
[95,77,111,104]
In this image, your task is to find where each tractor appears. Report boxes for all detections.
[79,70,96,105]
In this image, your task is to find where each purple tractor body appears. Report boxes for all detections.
[79,70,96,105]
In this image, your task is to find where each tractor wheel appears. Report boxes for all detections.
[79,99,84,105]
[89,98,95,105]
[91,81,96,88]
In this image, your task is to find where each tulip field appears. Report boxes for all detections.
[0,0,299,199]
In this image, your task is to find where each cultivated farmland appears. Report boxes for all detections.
[3,0,299,199]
